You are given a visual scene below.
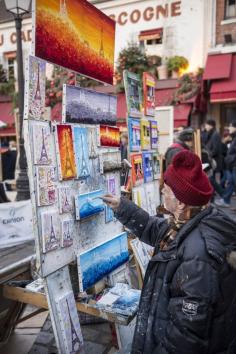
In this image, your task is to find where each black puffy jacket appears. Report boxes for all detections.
[115,198,236,354]
[205,129,223,172]
[225,133,236,171]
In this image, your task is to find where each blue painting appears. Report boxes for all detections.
[110,289,141,316]
[73,126,90,179]
[79,232,129,291]
[143,152,153,183]
[65,85,117,125]
[128,118,141,152]
[105,205,114,223]
[75,189,105,220]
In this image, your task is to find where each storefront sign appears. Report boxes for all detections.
[0,29,32,46]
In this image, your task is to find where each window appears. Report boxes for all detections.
[225,0,236,19]
[146,38,162,46]
[8,58,15,80]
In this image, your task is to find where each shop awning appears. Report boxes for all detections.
[203,54,232,80]
[174,104,192,128]
[210,54,236,102]
[0,127,16,137]
[139,28,163,41]
[155,88,176,106]
[0,102,14,126]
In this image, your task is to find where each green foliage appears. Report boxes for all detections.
[0,64,7,83]
[167,56,189,73]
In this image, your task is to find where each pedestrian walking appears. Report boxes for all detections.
[103,150,236,354]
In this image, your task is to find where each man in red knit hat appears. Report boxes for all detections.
[103,150,236,354]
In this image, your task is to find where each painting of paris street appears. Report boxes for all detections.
[64,85,117,125]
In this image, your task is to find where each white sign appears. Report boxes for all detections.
[0,200,34,248]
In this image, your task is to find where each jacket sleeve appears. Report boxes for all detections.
[154,259,219,354]
[210,132,221,158]
[114,197,168,247]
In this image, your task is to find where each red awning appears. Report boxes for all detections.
[155,88,175,106]
[0,127,16,137]
[174,104,192,128]
[0,102,14,126]
[210,54,236,103]
[203,54,232,80]
[139,28,163,41]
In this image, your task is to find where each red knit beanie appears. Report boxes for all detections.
[164,150,213,206]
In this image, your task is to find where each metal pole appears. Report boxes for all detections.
[15,16,30,201]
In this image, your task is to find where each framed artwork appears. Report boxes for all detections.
[61,218,74,248]
[36,166,56,206]
[150,120,158,149]
[153,153,161,180]
[28,55,46,120]
[88,126,99,159]
[64,85,117,125]
[130,239,153,277]
[143,72,155,117]
[73,127,90,179]
[78,232,129,291]
[100,125,120,147]
[143,152,153,183]
[55,291,83,353]
[123,70,142,118]
[140,119,151,150]
[102,150,121,172]
[132,185,147,211]
[35,0,115,84]
[32,121,53,165]
[131,153,144,187]
[58,187,74,214]
[145,182,160,216]
[105,176,116,223]
[128,118,141,152]
[41,210,60,253]
[75,189,105,220]
[55,125,76,180]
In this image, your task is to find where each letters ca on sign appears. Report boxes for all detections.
[109,1,181,26]
[0,29,32,47]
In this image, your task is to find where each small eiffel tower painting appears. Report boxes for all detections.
[61,219,74,248]
[73,127,90,179]
[58,187,73,214]
[41,211,59,253]
[28,56,46,120]
[57,125,76,180]
[33,122,52,165]
[88,127,98,159]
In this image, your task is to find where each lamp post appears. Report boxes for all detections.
[4,0,31,201]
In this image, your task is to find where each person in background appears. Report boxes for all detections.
[215,121,236,208]
[165,127,194,167]
[120,132,128,186]
[103,150,236,354]
[2,140,17,181]
[220,130,231,189]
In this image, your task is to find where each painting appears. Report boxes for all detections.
[78,232,129,291]
[61,218,74,248]
[32,121,53,165]
[56,124,76,180]
[64,85,117,125]
[73,126,90,179]
[36,166,56,206]
[132,185,147,211]
[75,189,105,220]
[153,153,161,180]
[58,187,74,214]
[88,126,99,158]
[28,55,46,120]
[143,72,155,117]
[143,152,153,183]
[100,125,120,147]
[128,118,141,152]
[87,156,103,191]
[105,176,116,223]
[35,0,115,84]
[145,182,160,216]
[140,119,151,150]
[101,150,121,172]
[41,210,60,253]
[150,120,158,149]
[55,291,83,353]
[123,70,142,118]
[130,239,153,277]
[131,153,144,187]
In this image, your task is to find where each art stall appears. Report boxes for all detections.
[2,0,141,353]
[123,70,161,285]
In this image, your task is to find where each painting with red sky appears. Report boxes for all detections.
[100,125,120,147]
[35,0,115,85]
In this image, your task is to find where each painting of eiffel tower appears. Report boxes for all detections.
[36,166,56,206]
[88,127,98,159]
[28,56,46,120]
[41,211,59,253]
[58,187,73,214]
[33,122,52,165]
[60,0,68,17]
[57,125,76,180]
[73,127,90,179]
[61,219,73,247]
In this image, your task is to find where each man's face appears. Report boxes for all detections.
[229,125,236,135]
[205,124,213,132]
[162,184,179,214]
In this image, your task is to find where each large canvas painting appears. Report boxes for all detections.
[58,187,74,214]
[55,291,83,353]
[36,166,56,206]
[75,189,105,220]
[41,210,60,253]
[143,72,155,117]
[131,153,144,187]
[28,55,46,120]
[35,0,115,84]
[73,127,90,179]
[100,125,120,147]
[102,150,121,172]
[79,232,129,291]
[143,152,153,183]
[64,86,117,125]
[32,121,53,165]
[56,125,76,180]
[61,218,74,248]
[123,70,142,118]
[128,118,141,152]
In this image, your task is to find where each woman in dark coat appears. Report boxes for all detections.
[103,151,236,354]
